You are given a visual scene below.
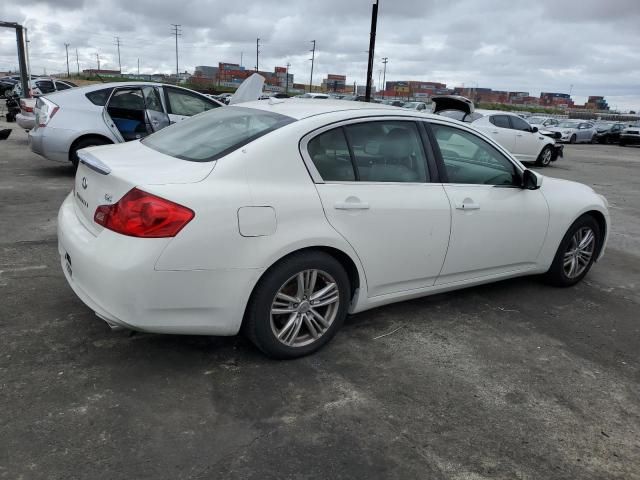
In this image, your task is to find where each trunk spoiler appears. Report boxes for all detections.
[78,150,111,175]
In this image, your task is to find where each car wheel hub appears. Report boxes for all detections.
[563,227,595,279]
[270,269,340,348]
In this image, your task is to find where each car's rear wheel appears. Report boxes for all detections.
[544,215,600,287]
[535,145,553,167]
[569,134,577,144]
[70,137,111,169]
[243,251,350,359]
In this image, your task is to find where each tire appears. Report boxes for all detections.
[569,134,577,144]
[590,135,597,144]
[619,140,626,147]
[70,137,111,169]
[544,215,600,287]
[243,251,350,359]
[535,145,553,167]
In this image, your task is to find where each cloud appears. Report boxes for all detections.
[1,0,639,110]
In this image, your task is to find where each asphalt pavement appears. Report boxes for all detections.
[1,118,639,480]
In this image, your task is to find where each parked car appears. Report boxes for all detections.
[296,93,330,99]
[380,99,405,107]
[432,96,561,167]
[15,97,37,130]
[594,122,625,144]
[11,78,77,98]
[58,99,609,358]
[619,124,640,146]
[527,116,561,130]
[29,82,223,168]
[402,101,429,112]
[546,120,597,144]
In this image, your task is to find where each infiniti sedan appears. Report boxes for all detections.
[58,100,609,358]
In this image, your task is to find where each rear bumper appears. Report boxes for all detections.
[28,126,74,163]
[58,193,260,336]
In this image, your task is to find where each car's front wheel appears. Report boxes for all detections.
[590,135,597,144]
[535,145,553,167]
[569,134,577,144]
[243,251,350,359]
[544,215,600,287]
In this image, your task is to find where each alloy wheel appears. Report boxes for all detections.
[540,147,552,166]
[270,269,340,347]
[563,226,596,279]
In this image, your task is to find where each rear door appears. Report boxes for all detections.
[162,86,221,123]
[509,115,542,161]
[426,121,548,284]
[483,115,516,152]
[302,119,451,297]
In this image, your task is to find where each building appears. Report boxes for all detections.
[194,65,219,79]
[82,69,121,76]
[215,63,293,92]
[321,74,347,93]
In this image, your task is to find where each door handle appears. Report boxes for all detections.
[334,200,370,210]
[491,131,499,134]
[516,133,523,137]
[455,201,480,211]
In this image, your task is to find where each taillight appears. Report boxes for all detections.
[36,97,59,127]
[20,100,33,113]
[94,188,194,238]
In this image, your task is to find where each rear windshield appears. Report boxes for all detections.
[142,106,295,162]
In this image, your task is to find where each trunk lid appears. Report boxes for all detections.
[431,95,475,115]
[73,140,215,235]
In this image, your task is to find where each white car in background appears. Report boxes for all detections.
[14,78,78,130]
[433,96,562,166]
[527,116,561,130]
[402,101,429,112]
[546,120,598,144]
[29,82,223,167]
[58,99,609,358]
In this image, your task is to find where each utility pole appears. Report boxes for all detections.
[255,38,260,72]
[240,51,243,67]
[309,40,316,93]
[114,36,122,73]
[96,52,100,71]
[381,57,388,99]
[64,43,70,77]
[25,27,32,81]
[137,58,140,76]
[171,24,181,79]
[365,0,379,102]
[285,62,290,94]
[75,48,79,75]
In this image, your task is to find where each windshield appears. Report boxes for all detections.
[403,102,419,108]
[558,121,580,128]
[142,106,295,162]
[528,116,546,124]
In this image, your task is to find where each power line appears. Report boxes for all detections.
[309,40,316,93]
[114,36,122,73]
[64,43,70,77]
[171,24,182,78]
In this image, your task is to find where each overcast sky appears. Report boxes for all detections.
[1,0,639,110]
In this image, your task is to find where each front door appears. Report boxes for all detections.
[162,86,220,124]
[484,115,516,152]
[428,122,549,284]
[510,114,543,162]
[303,120,451,297]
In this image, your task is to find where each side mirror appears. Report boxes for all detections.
[522,169,543,190]
[531,126,538,133]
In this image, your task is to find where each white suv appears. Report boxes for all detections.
[432,96,562,167]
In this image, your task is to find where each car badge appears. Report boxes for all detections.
[82,177,87,189]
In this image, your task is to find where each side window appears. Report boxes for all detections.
[307,128,356,182]
[430,124,519,186]
[54,81,72,91]
[510,116,532,132]
[85,88,114,106]
[344,121,429,182]
[142,86,164,113]
[35,80,55,94]
[108,89,145,110]
[489,115,511,129]
[165,88,219,116]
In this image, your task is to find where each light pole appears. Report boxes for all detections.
[381,57,388,99]
[365,0,379,102]
[309,40,316,93]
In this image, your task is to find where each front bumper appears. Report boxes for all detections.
[57,193,260,336]
[551,144,563,161]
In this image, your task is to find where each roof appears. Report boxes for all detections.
[236,98,417,120]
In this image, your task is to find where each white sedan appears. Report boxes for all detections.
[58,100,609,358]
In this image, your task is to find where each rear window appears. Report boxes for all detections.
[142,106,295,162]
[85,88,115,106]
